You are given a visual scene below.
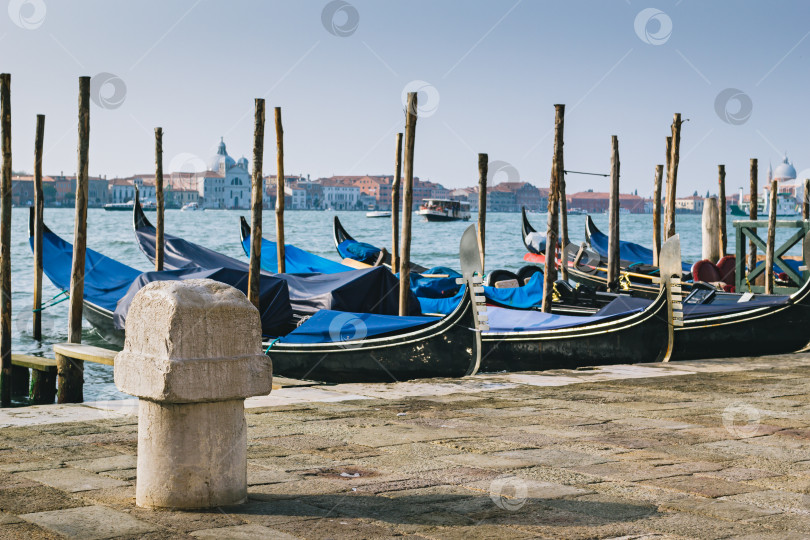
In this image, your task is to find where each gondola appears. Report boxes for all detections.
[584,215,804,287]
[238,216,351,274]
[30,208,292,347]
[520,210,810,360]
[522,208,672,299]
[333,215,427,272]
[479,231,675,372]
[30,207,133,345]
[133,200,482,382]
[332,212,620,315]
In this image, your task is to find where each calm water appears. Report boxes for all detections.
[9,208,800,401]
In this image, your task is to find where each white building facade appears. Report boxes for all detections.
[199,138,251,209]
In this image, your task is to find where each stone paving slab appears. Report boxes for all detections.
[21,505,158,539]
[1,353,810,538]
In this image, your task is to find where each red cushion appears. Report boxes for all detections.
[691,259,722,283]
[716,255,736,286]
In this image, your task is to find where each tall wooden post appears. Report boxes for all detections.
[701,197,720,262]
[399,93,417,316]
[32,114,45,341]
[0,74,11,406]
[665,115,681,240]
[274,107,285,274]
[765,179,777,294]
[62,76,90,403]
[391,133,402,274]
[748,158,758,273]
[542,104,564,313]
[652,164,663,267]
[559,177,569,281]
[718,164,727,256]
[607,136,621,292]
[154,127,164,271]
[248,99,265,307]
[804,178,809,220]
[477,154,487,272]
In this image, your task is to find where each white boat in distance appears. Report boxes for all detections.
[417,199,471,222]
[366,210,391,218]
[104,200,155,212]
[181,202,200,212]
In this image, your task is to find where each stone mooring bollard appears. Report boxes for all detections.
[114,279,272,509]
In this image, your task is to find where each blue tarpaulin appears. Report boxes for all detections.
[484,305,644,333]
[418,272,546,314]
[243,236,351,274]
[113,266,293,333]
[588,223,692,272]
[337,239,380,263]
[282,310,438,344]
[35,230,141,312]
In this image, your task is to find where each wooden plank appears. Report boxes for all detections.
[53,343,116,366]
[341,257,372,269]
[11,354,57,371]
[733,219,807,228]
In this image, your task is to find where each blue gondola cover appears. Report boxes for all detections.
[282,310,438,344]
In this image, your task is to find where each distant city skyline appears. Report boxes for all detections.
[3,1,810,198]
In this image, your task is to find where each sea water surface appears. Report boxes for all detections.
[9,208,801,401]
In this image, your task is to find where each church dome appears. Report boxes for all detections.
[773,154,796,181]
[237,156,249,170]
[208,137,236,172]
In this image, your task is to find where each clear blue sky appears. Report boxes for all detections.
[3,0,810,197]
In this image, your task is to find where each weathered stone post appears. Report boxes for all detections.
[114,279,272,509]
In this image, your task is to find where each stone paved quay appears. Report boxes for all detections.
[1,354,810,539]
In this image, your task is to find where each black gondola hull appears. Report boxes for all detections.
[267,294,478,383]
[479,288,670,372]
[673,292,810,360]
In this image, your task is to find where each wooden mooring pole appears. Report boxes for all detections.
[274,107,285,274]
[61,76,90,403]
[765,179,777,294]
[248,99,265,308]
[391,133,402,274]
[477,154,487,273]
[652,164,663,267]
[0,74,11,406]
[803,178,809,220]
[154,127,164,271]
[399,92,417,316]
[559,174,569,281]
[665,115,681,240]
[607,135,621,292]
[748,158,758,273]
[702,197,720,262]
[718,165,727,256]
[33,115,45,342]
[542,104,564,313]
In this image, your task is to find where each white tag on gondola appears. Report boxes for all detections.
[738,292,754,303]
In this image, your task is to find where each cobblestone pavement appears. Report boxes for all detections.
[1,354,809,539]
